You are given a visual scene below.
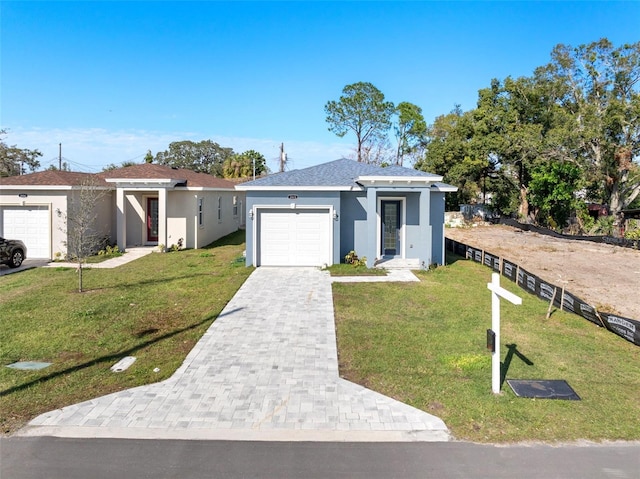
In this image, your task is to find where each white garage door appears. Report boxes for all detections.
[258,208,332,266]
[2,206,50,258]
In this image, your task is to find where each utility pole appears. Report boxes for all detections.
[59,143,62,170]
[279,143,287,173]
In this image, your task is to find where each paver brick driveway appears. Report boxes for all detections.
[24,268,449,441]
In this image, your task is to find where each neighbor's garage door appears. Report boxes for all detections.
[1,206,50,258]
[257,208,331,266]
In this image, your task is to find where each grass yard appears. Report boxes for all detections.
[333,255,640,443]
[0,230,252,435]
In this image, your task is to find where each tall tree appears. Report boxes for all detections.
[47,162,71,171]
[473,76,551,221]
[416,106,483,209]
[0,129,42,176]
[394,101,427,166]
[154,140,234,177]
[102,160,139,171]
[539,39,640,232]
[528,160,583,229]
[222,150,268,179]
[325,82,395,162]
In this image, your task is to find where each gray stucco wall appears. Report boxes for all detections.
[339,191,367,261]
[430,191,446,265]
[362,187,432,268]
[244,190,341,266]
[245,186,443,268]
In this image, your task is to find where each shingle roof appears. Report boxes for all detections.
[0,170,107,187]
[99,164,236,189]
[0,164,236,189]
[238,158,442,188]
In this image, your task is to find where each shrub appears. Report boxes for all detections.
[344,250,367,267]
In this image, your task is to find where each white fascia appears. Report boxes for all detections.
[234,185,361,192]
[180,187,236,192]
[104,178,183,188]
[0,185,113,191]
[431,183,459,192]
[357,175,443,186]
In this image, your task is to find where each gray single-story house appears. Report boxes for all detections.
[0,164,244,259]
[235,158,457,268]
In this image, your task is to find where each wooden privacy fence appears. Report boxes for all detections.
[446,238,640,348]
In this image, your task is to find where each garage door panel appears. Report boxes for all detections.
[2,206,50,258]
[258,209,331,266]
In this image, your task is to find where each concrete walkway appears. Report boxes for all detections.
[44,247,155,269]
[19,267,449,442]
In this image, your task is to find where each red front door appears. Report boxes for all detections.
[147,197,159,242]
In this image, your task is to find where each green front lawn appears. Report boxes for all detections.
[0,230,252,435]
[333,255,640,443]
[3,239,639,443]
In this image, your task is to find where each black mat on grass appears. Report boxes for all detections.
[507,379,580,400]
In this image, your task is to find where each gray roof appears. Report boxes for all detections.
[238,158,442,188]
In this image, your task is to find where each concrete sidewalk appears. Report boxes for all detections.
[44,247,155,269]
[20,267,449,442]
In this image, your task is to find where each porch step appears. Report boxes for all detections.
[374,258,421,270]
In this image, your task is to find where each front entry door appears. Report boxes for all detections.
[381,200,401,256]
[147,197,159,242]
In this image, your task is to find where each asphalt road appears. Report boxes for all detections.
[1,438,638,479]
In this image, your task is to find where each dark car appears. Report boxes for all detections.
[0,237,27,268]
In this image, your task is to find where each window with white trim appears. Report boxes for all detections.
[217,196,222,222]
[232,195,238,217]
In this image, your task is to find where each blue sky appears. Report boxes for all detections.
[2,1,639,173]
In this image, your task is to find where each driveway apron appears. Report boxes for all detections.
[23,267,449,441]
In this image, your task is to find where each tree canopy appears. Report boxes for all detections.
[394,102,427,166]
[416,38,640,233]
[222,150,268,179]
[325,82,395,163]
[0,129,42,177]
[153,140,234,177]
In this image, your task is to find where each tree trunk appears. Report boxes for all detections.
[518,184,530,223]
[517,160,530,222]
[78,262,83,293]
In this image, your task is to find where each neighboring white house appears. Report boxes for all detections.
[0,164,244,259]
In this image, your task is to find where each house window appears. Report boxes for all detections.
[217,196,222,222]
[198,198,204,227]
[233,196,238,217]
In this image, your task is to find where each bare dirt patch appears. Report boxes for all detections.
[445,224,640,320]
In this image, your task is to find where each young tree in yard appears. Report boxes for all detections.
[0,129,42,176]
[394,102,427,166]
[325,82,395,162]
[57,179,110,293]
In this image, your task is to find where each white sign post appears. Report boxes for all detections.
[487,272,522,394]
